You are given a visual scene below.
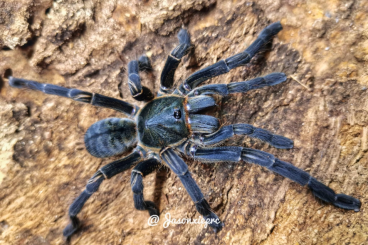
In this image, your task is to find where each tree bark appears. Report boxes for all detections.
[0,0,367,244]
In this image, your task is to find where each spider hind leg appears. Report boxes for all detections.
[63,152,142,239]
[8,76,138,116]
[127,56,154,102]
[131,158,161,216]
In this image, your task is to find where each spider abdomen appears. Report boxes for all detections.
[85,118,137,158]
[136,96,189,149]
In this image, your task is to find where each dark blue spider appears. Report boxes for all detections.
[8,22,361,239]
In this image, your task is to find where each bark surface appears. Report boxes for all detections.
[0,0,367,244]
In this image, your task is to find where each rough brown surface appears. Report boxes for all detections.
[0,0,367,244]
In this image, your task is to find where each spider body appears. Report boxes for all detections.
[84,118,137,158]
[8,21,361,240]
[136,95,190,149]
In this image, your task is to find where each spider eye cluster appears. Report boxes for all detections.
[174,109,181,119]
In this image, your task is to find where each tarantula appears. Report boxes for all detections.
[8,22,361,239]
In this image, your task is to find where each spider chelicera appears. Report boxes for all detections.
[8,22,361,239]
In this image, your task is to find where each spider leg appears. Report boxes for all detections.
[63,151,142,239]
[192,124,293,149]
[160,28,191,94]
[131,158,162,216]
[176,22,282,95]
[187,95,217,113]
[160,147,224,232]
[187,72,287,97]
[8,76,139,117]
[182,144,361,211]
[188,114,220,134]
[127,55,155,101]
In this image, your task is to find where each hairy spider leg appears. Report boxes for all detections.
[187,72,287,97]
[127,55,155,101]
[181,144,361,212]
[160,148,224,232]
[186,95,217,113]
[187,114,220,134]
[176,22,283,95]
[160,28,192,94]
[63,151,142,239]
[192,123,293,149]
[186,73,292,148]
[8,77,139,117]
[131,158,162,215]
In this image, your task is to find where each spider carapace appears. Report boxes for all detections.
[137,95,189,149]
[8,22,361,240]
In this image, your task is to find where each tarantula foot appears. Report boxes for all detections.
[145,201,160,216]
[205,212,224,233]
[270,135,294,149]
[63,216,80,239]
[212,222,224,233]
[138,55,153,71]
[335,194,361,212]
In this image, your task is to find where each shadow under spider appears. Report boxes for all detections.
[153,168,170,212]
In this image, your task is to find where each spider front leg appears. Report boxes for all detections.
[131,158,162,216]
[192,123,293,149]
[176,22,283,95]
[185,99,291,149]
[63,151,142,239]
[160,29,191,94]
[160,147,224,232]
[183,144,361,211]
[187,72,287,97]
[127,55,155,101]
